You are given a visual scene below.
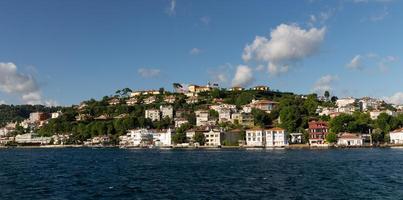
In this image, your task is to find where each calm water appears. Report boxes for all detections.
[1,148,403,200]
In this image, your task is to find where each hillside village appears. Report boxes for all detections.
[1,82,403,148]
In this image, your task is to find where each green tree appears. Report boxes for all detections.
[193,132,206,145]
[324,91,330,100]
[252,109,271,128]
[325,132,337,143]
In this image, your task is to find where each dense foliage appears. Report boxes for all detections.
[0,104,61,127]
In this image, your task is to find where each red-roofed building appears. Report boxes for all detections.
[308,120,329,145]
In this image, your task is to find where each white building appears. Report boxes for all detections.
[195,110,209,127]
[143,96,156,104]
[203,129,222,146]
[249,99,278,113]
[164,95,176,104]
[174,118,189,128]
[160,105,174,119]
[15,133,51,145]
[210,104,237,112]
[126,97,138,105]
[265,128,288,147]
[145,109,161,121]
[337,133,363,146]
[359,97,383,111]
[390,128,403,144]
[51,111,62,119]
[369,110,397,120]
[245,129,265,147]
[218,108,232,122]
[290,133,303,144]
[336,97,356,108]
[119,129,153,147]
[246,128,288,147]
[153,129,172,147]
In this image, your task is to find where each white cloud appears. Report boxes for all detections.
[166,0,176,16]
[189,48,201,55]
[384,92,403,105]
[44,99,59,107]
[308,10,334,26]
[346,55,363,70]
[0,100,6,104]
[346,54,398,72]
[208,63,233,86]
[231,65,254,87]
[370,7,389,22]
[200,16,211,25]
[242,24,326,75]
[138,68,161,78]
[0,62,43,104]
[312,75,338,94]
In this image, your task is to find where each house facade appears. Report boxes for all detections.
[308,120,329,145]
[145,109,161,121]
[337,133,364,146]
[160,105,174,119]
[245,129,265,147]
[390,128,403,144]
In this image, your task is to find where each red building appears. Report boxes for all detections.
[308,120,329,145]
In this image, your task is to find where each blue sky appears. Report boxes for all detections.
[0,0,402,106]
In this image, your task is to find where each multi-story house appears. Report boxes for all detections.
[337,133,363,146]
[160,105,174,119]
[249,99,278,113]
[308,120,329,145]
[195,110,209,127]
[390,128,403,144]
[174,118,189,128]
[203,128,223,147]
[145,109,161,121]
[245,129,265,147]
[265,128,288,147]
[164,95,176,104]
[143,96,156,105]
[126,97,138,106]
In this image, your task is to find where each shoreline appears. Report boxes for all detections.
[2,144,403,149]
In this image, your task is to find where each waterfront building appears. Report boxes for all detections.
[153,129,172,147]
[390,128,403,144]
[290,133,303,144]
[15,133,51,145]
[337,133,364,146]
[145,109,161,121]
[308,120,329,145]
[203,128,223,147]
[245,129,265,147]
[119,129,153,147]
[265,128,288,147]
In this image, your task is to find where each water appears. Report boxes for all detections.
[1,148,403,200]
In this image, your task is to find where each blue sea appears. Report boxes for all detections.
[1,148,403,200]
